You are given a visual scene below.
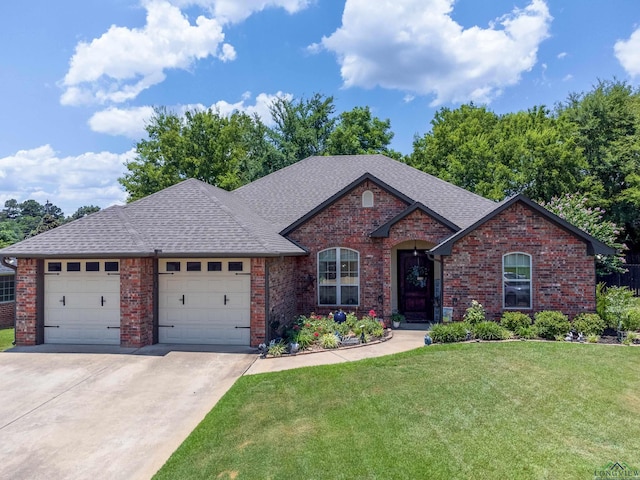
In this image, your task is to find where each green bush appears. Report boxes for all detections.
[463,300,486,325]
[268,341,287,357]
[602,286,634,328]
[500,311,532,332]
[534,311,571,340]
[623,309,640,331]
[472,321,511,340]
[572,313,606,336]
[515,325,537,339]
[430,322,471,343]
[320,333,339,349]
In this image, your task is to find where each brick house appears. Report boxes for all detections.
[0,263,15,329]
[0,155,613,348]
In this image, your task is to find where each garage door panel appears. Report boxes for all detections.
[44,261,120,345]
[158,259,251,345]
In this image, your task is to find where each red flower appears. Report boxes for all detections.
[305,323,311,328]
[369,309,377,318]
[314,332,319,337]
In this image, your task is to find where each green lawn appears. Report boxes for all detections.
[0,328,14,351]
[155,342,640,480]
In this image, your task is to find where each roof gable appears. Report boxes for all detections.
[280,173,413,236]
[430,194,616,256]
[370,202,459,238]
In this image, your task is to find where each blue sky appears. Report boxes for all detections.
[1,0,639,215]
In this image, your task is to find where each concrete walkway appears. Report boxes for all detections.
[245,327,429,375]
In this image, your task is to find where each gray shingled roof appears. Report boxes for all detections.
[234,154,497,232]
[0,179,305,258]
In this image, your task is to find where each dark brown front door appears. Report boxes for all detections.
[398,250,433,322]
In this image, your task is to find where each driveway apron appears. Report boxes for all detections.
[0,345,255,480]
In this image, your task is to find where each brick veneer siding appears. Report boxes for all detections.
[265,256,298,338]
[0,300,14,328]
[442,201,597,321]
[15,258,41,346]
[120,258,154,348]
[287,180,455,321]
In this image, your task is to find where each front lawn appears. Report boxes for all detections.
[0,328,14,351]
[155,342,640,479]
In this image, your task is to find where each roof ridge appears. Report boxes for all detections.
[116,206,153,252]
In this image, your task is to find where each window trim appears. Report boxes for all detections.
[318,247,360,306]
[502,252,532,310]
[0,275,14,303]
[362,190,374,208]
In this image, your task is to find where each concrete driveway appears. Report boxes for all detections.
[0,344,256,480]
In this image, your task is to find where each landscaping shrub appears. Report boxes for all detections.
[534,311,571,340]
[463,300,486,325]
[472,321,511,340]
[268,341,287,357]
[623,309,640,332]
[430,322,470,343]
[500,311,532,332]
[320,333,339,349]
[515,325,537,339]
[601,286,634,328]
[572,313,606,336]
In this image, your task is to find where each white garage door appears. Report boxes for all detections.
[44,260,120,345]
[159,258,251,345]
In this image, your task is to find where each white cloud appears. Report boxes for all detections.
[211,91,292,125]
[0,145,132,215]
[318,0,552,105]
[557,52,567,59]
[168,0,312,24]
[615,27,640,77]
[562,74,573,82]
[89,106,156,138]
[60,0,230,106]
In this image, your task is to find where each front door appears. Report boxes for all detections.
[398,250,433,322]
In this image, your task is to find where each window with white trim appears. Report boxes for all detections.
[0,275,15,303]
[503,252,531,309]
[362,190,374,208]
[318,248,359,305]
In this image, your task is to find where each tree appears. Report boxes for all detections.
[410,103,587,202]
[326,106,399,157]
[119,107,268,201]
[0,221,21,248]
[265,93,336,173]
[1,199,20,220]
[69,205,101,221]
[541,193,626,275]
[557,79,640,249]
[29,214,63,237]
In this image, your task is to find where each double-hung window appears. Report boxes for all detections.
[318,248,359,306]
[503,252,531,309]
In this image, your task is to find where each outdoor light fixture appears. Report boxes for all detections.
[413,240,418,257]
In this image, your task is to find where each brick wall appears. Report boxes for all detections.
[0,301,14,328]
[15,259,40,345]
[442,201,596,321]
[120,258,154,348]
[288,181,406,318]
[266,256,298,337]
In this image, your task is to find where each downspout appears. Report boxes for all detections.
[1,256,18,345]
[265,259,271,344]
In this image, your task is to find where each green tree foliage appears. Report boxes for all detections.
[0,198,74,246]
[556,79,640,249]
[326,106,399,157]
[119,107,269,201]
[70,205,101,220]
[409,104,586,202]
[265,93,336,173]
[541,194,626,275]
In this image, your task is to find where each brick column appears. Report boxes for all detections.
[120,258,154,348]
[15,258,40,345]
[251,258,266,347]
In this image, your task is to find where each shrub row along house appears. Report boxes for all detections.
[0,155,613,347]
